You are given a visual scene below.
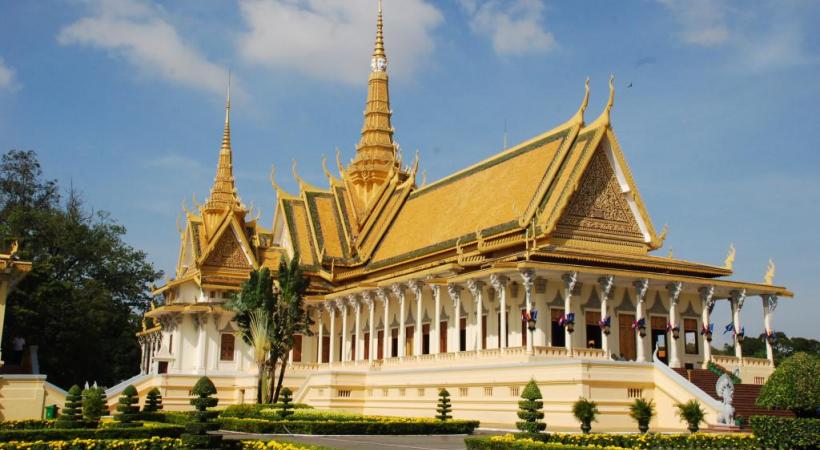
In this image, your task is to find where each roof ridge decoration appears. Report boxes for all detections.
[269,164,298,200]
[588,74,615,129]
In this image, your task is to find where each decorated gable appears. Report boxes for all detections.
[553,144,646,250]
[203,227,253,270]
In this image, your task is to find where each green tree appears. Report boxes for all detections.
[516,379,546,436]
[278,387,294,419]
[757,352,820,417]
[114,385,141,427]
[143,387,163,412]
[436,388,452,421]
[572,397,598,434]
[226,269,276,403]
[270,254,312,403]
[181,377,222,450]
[55,385,83,429]
[0,150,161,387]
[82,386,106,424]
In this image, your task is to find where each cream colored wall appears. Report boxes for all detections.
[0,375,65,420]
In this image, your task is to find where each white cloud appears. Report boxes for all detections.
[458,0,556,55]
[657,0,729,46]
[237,0,443,84]
[0,57,18,91]
[57,0,228,96]
[144,153,208,174]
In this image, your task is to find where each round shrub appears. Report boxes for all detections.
[757,352,820,417]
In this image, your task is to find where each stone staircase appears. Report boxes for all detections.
[673,368,793,423]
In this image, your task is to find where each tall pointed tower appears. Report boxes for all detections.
[202,78,245,235]
[346,0,400,207]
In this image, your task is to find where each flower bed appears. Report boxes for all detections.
[749,416,819,450]
[0,437,327,450]
[465,435,626,450]
[218,417,479,435]
[545,432,760,449]
[0,423,184,443]
[221,403,313,419]
[0,421,55,431]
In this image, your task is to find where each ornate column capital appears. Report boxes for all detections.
[633,279,650,304]
[447,284,462,308]
[761,294,778,314]
[467,280,485,300]
[519,269,535,287]
[390,283,405,300]
[348,296,360,312]
[730,289,747,310]
[407,280,424,297]
[598,275,615,300]
[666,281,683,305]
[563,272,579,296]
[431,284,441,297]
[335,298,347,312]
[490,274,509,292]
[376,288,389,305]
[361,291,373,308]
[699,286,716,313]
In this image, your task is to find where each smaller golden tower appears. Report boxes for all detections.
[346,0,400,207]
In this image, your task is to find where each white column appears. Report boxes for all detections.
[700,286,715,368]
[634,279,649,363]
[762,294,777,363]
[377,289,390,358]
[364,292,375,362]
[210,314,221,371]
[730,289,746,360]
[491,275,509,350]
[351,297,362,361]
[138,339,146,374]
[520,270,535,354]
[392,284,406,358]
[598,276,614,356]
[432,285,442,355]
[667,282,683,368]
[328,301,337,365]
[467,280,485,352]
[172,317,183,371]
[337,299,348,362]
[195,314,207,372]
[316,305,324,363]
[409,281,424,356]
[562,272,578,354]
[447,284,462,353]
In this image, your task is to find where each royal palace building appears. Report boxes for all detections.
[127,3,793,431]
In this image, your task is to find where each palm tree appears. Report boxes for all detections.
[247,308,272,403]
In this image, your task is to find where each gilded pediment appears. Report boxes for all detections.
[203,229,252,270]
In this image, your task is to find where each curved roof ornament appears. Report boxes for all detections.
[589,74,616,129]
[335,147,346,176]
[572,77,591,124]
[192,194,202,210]
[269,164,295,200]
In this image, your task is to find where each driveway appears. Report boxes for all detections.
[221,431,501,450]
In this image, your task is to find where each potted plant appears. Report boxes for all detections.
[572,397,598,433]
[629,398,654,433]
[675,400,705,433]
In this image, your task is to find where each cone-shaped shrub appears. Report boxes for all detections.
[143,387,163,412]
[82,386,106,424]
[55,385,83,429]
[278,387,294,419]
[181,376,222,449]
[114,385,142,427]
[436,388,452,421]
[516,379,546,436]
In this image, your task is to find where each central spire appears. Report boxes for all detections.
[204,73,243,219]
[347,0,400,206]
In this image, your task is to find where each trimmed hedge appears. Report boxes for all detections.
[221,403,312,419]
[466,435,626,450]
[0,421,55,431]
[217,417,479,435]
[749,416,820,450]
[546,432,760,449]
[0,437,181,449]
[0,423,184,442]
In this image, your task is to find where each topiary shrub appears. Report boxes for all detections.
[675,400,705,433]
[55,385,83,429]
[113,385,142,427]
[181,377,222,449]
[757,352,820,417]
[629,398,654,434]
[278,388,294,419]
[516,379,546,437]
[750,416,819,450]
[436,388,452,421]
[143,388,163,412]
[81,386,106,425]
[571,398,598,434]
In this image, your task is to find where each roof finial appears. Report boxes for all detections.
[371,0,387,72]
[221,70,231,152]
[573,77,590,123]
[589,74,615,128]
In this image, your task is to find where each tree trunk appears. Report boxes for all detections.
[273,356,288,404]
[266,349,280,403]
[256,362,264,404]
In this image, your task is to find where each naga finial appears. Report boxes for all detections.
[572,77,591,124]
[176,212,184,235]
[335,147,345,175]
[322,154,333,182]
[651,223,668,249]
[724,243,736,270]
[192,193,202,209]
[590,74,616,128]
[764,259,776,285]
[420,170,427,187]
[8,240,18,256]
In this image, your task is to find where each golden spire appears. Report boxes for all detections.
[204,72,243,213]
[346,0,400,205]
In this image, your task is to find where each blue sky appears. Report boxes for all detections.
[1,0,818,342]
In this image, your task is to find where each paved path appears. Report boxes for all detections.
[222,432,500,450]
